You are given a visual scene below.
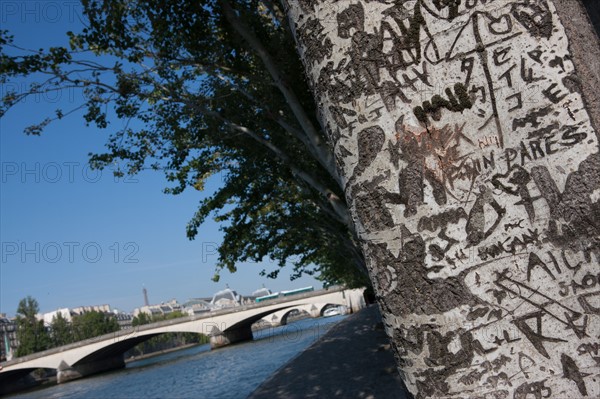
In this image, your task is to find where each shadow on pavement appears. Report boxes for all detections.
[248,305,413,399]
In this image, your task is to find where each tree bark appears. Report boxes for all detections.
[285,1,600,398]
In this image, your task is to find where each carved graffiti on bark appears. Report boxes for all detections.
[287,0,600,397]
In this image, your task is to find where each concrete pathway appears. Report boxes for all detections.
[248,305,412,399]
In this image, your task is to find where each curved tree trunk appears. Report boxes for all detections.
[285,0,600,398]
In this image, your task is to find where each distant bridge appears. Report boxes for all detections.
[0,287,365,393]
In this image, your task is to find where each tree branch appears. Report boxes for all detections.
[219,0,342,189]
[177,94,353,229]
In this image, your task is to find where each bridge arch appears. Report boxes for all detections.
[260,302,345,326]
[207,304,304,348]
[72,333,162,366]
[209,300,350,348]
[0,367,56,393]
[277,307,311,326]
[0,287,366,393]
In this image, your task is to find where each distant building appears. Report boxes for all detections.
[133,299,183,318]
[182,286,270,315]
[41,308,72,327]
[143,287,149,307]
[0,317,17,362]
[182,298,213,316]
[71,304,111,316]
[210,288,243,309]
[210,285,271,308]
[40,305,132,330]
[114,313,133,330]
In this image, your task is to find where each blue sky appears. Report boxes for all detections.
[0,1,322,317]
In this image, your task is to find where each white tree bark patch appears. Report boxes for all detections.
[287,0,600,398]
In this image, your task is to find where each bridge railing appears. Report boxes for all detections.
[0,285,349,367]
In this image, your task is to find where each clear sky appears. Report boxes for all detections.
[0,2,322,317]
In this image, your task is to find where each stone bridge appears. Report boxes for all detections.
[0,287,365,392]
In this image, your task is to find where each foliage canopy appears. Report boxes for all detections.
[0,0,368,287]
[13,297,123,356]
[50,312,73,347]
[15,296,50,357]
[71,310,120,341]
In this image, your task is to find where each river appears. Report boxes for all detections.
[5,315,345,399]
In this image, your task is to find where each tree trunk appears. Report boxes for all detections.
[285,0,600,397]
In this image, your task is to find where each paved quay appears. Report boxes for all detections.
[249,305,413,399]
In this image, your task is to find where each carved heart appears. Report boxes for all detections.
[488,14,513,35]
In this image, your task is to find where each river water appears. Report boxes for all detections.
[6,315,345,399]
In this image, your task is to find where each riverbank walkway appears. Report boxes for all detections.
[249,305,412,399]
